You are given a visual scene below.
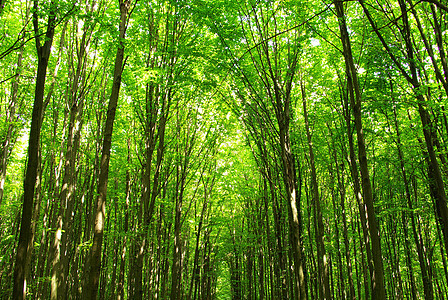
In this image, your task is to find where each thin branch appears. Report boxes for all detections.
[422,0,448,12]
[0,73,17,85]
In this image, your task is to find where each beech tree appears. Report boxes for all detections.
[12,0,58,298]
[1,0,448,299]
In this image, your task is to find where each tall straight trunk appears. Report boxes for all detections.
[304,179,317,300]
[328,165,344,300]
[84,0,130,298]
[271,176,287,298]
[383,99,418,300]
[335,2,386,299]
[262,179,275,300]
[12,1,56,298]
[171,175,186,300]
[35,161,53,298]
[26,149,43,297]
[98,213,110,300]
[117,142,131,300]
[254,186,266,300]
[128,211,138,300]
[41,110,68,300]
[70,172,87,299]
[328,123,356,300]
[342,86,372,298]
[301,81,330,299]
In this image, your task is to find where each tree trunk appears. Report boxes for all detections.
[335,2,386,298]
[341,82,372,299]
[84,0,130,298]
[328,123,356,300]
[12,1,56,298]
[301,81,330,299]
[117,142,131,300]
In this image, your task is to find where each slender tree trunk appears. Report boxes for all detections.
[84,0,130,298]
[328,164,344,300]
[117,142,131,300]
[341,86,372,299]
[26,149,43,297]
[277,104,306,300]
[335,2,386,298]
[328,122,356,300]
[12,1,56,298]
[301,81,330,299]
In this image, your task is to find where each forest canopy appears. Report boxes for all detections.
[1,0,448,299]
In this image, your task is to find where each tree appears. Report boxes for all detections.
[2,0,448,298]
[12,0,57,298]
[84,0,131,298]
[334,1,386,298]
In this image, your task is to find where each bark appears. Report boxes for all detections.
[70,169,88,299]
[170,171,186,300]
[328,163,344,300]
[26,149,43,297]
[335,2,386,298]
[301,81,330,299]
[84,0,130,298]
[34,164,52,298]
[109,204,119,299]
[328,122,356,300]
[12,1,56,298]
[117,142,131,300]
[341,81,372,298]
[304,179,317,299]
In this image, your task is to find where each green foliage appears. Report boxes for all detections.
[1,0,448,298]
